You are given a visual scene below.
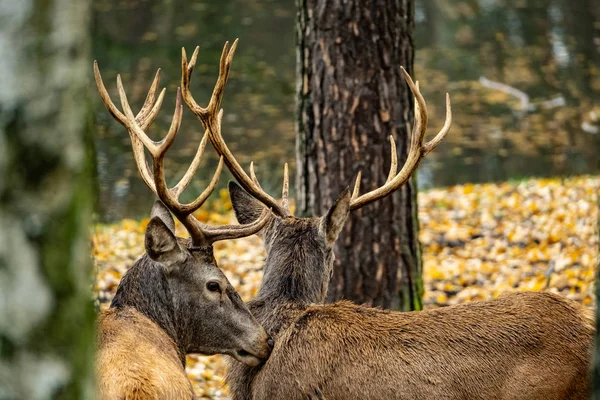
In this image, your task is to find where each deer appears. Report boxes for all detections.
[93,60,275,399]
[180,40,594,400]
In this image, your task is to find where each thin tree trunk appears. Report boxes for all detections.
[0,1,95,398]
[296,0,422,310]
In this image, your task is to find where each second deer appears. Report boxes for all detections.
[182,41,593,400]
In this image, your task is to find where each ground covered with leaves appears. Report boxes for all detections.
[93,175,599,398]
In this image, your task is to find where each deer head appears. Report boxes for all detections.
[227,181,349,304]
[180,40,451,305]
[94,61,273,366]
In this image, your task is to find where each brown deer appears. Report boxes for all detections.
[94,62,274,399]
[181,40,594,400]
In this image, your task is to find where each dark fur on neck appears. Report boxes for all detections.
[257,218,330,306]
[227,224,331,400]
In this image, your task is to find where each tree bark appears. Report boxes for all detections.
[0,1,95,399]
[296,0,422,310]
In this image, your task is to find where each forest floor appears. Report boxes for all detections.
[93,175,599,399]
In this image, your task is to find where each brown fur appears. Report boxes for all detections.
[96,308,195,399]
[225,183,594,400]
[249,293,593,400]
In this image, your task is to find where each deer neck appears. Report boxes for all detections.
[250,247,330,339]
[248,297,308,340]
[256,248,328,306]
[110,257,186,366]
[248,227,332,337]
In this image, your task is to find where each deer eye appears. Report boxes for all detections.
[206,281,221,293]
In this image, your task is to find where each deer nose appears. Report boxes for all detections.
[267,337,275,349]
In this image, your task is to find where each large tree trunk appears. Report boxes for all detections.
[296,0,422,310]
[0,1,95,399]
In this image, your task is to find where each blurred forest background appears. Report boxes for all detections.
[1,0,599,398]
[93,0,600,222]
[1,0,594,397]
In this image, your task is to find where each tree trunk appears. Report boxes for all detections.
[296,0,422,310]
[0,1,95,399]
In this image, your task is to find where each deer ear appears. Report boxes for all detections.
[145,216,185,270]
[150,200,176,233]
[319,188,351,245]
[229,181,267,225]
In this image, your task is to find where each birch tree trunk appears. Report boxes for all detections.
[296,0,422,310]
[0,1,95,398]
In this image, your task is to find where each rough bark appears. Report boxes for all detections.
[296,0,422,310]
[0,1,95,399]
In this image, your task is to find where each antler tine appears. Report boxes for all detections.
[117,75,162,155]
[181,41,291,218]
[352,171,362,200]
[181,46,202,115]
[208,40,235,115]
[177,156,224,214]
[129,136,157,193]
[402,71,428,149]
[352,133,397,202]
[94,61,126,122]
[424,93,452,155]
[94,61,165,129]
[181,40,238,122]
[249,162,262,187]
[137,68,162,125]
[209,40,238,115]
[128,86,167,192]
[139,87,167,130]
[281,163,290,209]
[203,207,272,243]
[172,131,209,198]
[386,136,397,183]
[349,67,451,211]
[94,61,166,193]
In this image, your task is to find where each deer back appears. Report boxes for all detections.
[249,292,593,400]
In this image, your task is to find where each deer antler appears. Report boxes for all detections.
[94,63,165,192]
[94,61,270,245]
[349,67,452,211]
[181,40,292,218]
